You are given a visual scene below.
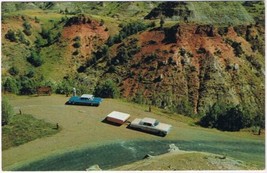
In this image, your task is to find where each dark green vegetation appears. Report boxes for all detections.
[2,97,59,150]
[2,113,59,150]
[13,139,264,171]
[199,102,263,131]
[1,1,265,132]
[2,97,14,126]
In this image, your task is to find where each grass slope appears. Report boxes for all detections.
[2,114,60,150]
[188,2,255,26]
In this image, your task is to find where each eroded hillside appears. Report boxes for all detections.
[2,1,265,125]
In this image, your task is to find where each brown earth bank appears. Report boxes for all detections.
[98,23,264,116]
[2,95,264,171]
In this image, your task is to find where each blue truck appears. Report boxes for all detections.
[67,94,103,106]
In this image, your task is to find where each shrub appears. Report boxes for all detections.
[23,21,32,36]
[27,51,43,67]
[93,80,119,98]
[133,91,146,104]
[173,99,194,117]
[73,36,81,42]
[73,42,81,48]
[26,69,35,78]
[3,78,19,94]
[197,47,206,54]
[17,30,30,45]
[34,16,40,23]
[2,97,14,126]
[245,55,262,69]
[107,21,150,46]
[73,50,79,55]
[100,19,104,26]
[5,29,17,42]
[179,48,186,56]
[55,79,73,95]
[8,66,19,76]
[19,76,37,95]
[107,65,116,73]
[199,103,252,131]
[218,27,228,36]
[231,41,243,57]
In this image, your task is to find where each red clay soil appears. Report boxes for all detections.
[61,17,109,64]
[120,24,253,113]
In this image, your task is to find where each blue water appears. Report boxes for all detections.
[14,139,265,171]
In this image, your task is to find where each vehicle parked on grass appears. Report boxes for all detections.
[129,117,172,136]
[67,94,102,106]
[105,111,131,125]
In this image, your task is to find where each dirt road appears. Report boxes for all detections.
[2,95,265,170]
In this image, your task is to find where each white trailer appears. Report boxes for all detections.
[106,111,130,125]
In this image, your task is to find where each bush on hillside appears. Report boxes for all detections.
[26,69,35,78]
[23,21,32,36]
[133,91,146,104]
[5,29,17,42]
[73,42,81,48]
[2,97,14,126]
[199,103,253,131]
[17,30,30,46]
[27,51,43,67]
[107,21,150,46]
[35,36,47,48]
[3,77,19,94]
[55,79,73,95]
[93,80,119,98]
[173,99,194,117]
[19,76,37,95]
[231,41,243,57]
[8,66,19,76]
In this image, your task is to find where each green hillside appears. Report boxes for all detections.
[1,1,265,132]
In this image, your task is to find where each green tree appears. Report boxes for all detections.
[199,103,251,131]
[231,41,243,57]
[93,80,119,98]
[35,36,46,48]
[174,99,194,117]
[2,97,14,126]
[27,51,43,67]
[5,29,17,42]
[133,91,145,104]
[199,102,228,128]
[19,76,36,95]
[217,106,244,131]
[23,21,32,36]
[3,78,19,94]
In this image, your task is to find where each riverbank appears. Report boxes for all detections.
[113,146,257,170]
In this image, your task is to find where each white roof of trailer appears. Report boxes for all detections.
[106,111,130,121]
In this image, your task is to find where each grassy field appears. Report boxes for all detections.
[187,1,255,26]
[2,94,265,171]
[2,114,60,150]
